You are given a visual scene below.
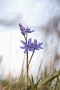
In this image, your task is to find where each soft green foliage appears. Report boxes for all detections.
[0,63,60,90]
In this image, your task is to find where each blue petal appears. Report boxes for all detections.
[38,43,43,48]
[19,23,25,31]
[24,48,28,53]
[34,39,37,45]
[20,46,25,49]
[26,27,30,31]
[29,47,35,51]
[19,23,26,35]
[39,47,43,49]
[28,38,32,44]
[21,31,25,35]
[26,27,35,33]
[30,30,35,33]
[26,30,35,33]
[21,40,26,45]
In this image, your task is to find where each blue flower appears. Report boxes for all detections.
[28,39,43,52]
[25,27,35,33]
[20,38,32,53]
[19,23,35,35]
[20,38,43,53]
[33,39,43,51]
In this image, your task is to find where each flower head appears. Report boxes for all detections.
[25,27,35,33]
[20,38,32,53]
[20,38,43,53]
[19,23,35,35]
[33,39,43,50]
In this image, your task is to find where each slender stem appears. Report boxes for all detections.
[28,51,35,68]
[24,35,26,41]
[26,34,29,89]
[26,51,28,89]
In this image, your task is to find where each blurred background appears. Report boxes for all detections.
[0,0,60,79]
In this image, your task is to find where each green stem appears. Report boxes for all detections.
[24,35,26,41]
[28,51,35,68]
[26,34,29,89]
[26,51,28,89]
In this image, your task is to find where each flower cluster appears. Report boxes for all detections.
[20,38,43,53]
[19,23,34,35]
[19,23,43,53]
[19,23,43,87]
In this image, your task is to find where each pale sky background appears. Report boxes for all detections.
[0,0,60,78]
